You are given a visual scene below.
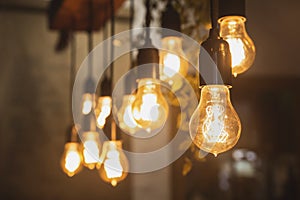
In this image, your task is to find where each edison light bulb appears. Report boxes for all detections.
[132,78,169,133]
[117,94,140,134]
[160,37,188,90]
[82,93,95,115]
[81,131,101,170]
[98,141,128,187]
[95,96,112,128]
[189,85,241,157]
[61,142,82,177]
[219,16,256,77]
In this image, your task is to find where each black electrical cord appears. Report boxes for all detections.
[110,0,117,140]
[110,0,115,90]
[199,0,232,86]
[145,0,151,40]
[210,0,219,31]
[69,31,76,119]
[129,0,134,69]
[87,0,94,77]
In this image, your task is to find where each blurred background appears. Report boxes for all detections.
[0,0,300,199]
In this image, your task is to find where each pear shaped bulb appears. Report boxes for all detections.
[132,78,169,133]
[95,96,112,128]
[81,131,101,170]
[159,37,188,91]
[98,141,128,187]
[61,142,82,177]
[117,94,140,134]
[189,85,241,156]
[219,16,256,77]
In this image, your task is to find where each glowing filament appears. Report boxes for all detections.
[95,97,112,128]
[82,94,93,115]
[202,105,228,143]
[163,53,181,78]
[83,140,100,164]
[104,150,123,179]
[226,38,245,73]
[65,150,81,173]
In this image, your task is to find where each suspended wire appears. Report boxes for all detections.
[87,0,94,77]
[69,31,76,118]
[110,0,115,89]
[210,0,219,30]
[130,0,134,69]
[145,0,151,40]
[110,0,116,140]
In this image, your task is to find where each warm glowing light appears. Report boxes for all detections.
[189,85,241,156]
[160,37,188,90]
[98,141,128,187]
[226,38,245,70]
[219,16,256,76]
[82,93,94,115]
[117,95,140,134]
[61,143,82,177]
[95,96,112,128]
[81,131,101,170]
[163,53,181,77]
[132,78,169,133]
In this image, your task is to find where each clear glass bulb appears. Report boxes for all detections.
[117,94,140,134]
[98,140,128,187]
[95,96,112,128]
[189,85,241,157]
[82,93,95,115]
[132,78,169,133]
[160,37,189,90]
[81,131,101,170]
[219,16,256,77]
[60,142,82,177]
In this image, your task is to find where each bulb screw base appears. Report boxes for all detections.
[199,29,232,86]
[218,0,246,19]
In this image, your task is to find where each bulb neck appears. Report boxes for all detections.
[219,16,247,37]
[201,85,230,103]
[162,37,182,51]
[137,78,161,93]
[122,94,135,103]
[105,140,122,150]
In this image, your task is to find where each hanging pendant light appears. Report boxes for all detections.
[80,1,103,170]
[61,125,83,177]
[218,0,256,77]
[61,31,83,177]
[189,0,241,157]
[117,75,141,134]
[160,0,188,91]
[131,0,169,134]
[81,104,102,170]
[95,75,112,129]
[116,0,141,134]
[81,130,102,170]
[95,18,113,129]
[98,139,129,187]
[98,0,129,187]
